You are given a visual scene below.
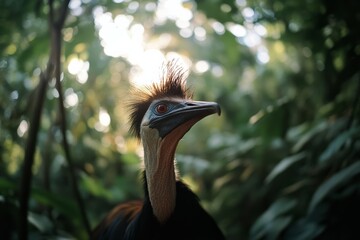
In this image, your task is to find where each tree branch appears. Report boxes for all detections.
[18,0,90,239]
[52,8,91,235]
[19,65,53,240]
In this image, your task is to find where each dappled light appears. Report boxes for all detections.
[194,60,210,74]
[155,0,193,25]
[227,23,247,38]
[64,88,79,108]
[96,108,111,132]
[17,120,29,137]
[67,57,89,84]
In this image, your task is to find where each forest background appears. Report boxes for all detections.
[0,0,359,239]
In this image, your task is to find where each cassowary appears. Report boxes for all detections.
[92,61,225,240]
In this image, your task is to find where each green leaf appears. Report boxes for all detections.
[28,212,53,233]
[0,178,80,219]
[0,178,15,190]
[266,152,307,183]
[80,173,113,200]
[308,161,360,213]
[292,121,328,152]
[284,219,324,240]
[319,127,360,163]
[122,152,140,165]
[254,100,291,141]
[31,188,81,220]
[196,0,236,23]
[267,216,293,240]
[250,198,297,240]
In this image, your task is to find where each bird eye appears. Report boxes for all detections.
[156,104,168,114]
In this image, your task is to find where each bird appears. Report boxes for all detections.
[91,61,225,240]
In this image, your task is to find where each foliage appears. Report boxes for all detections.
[1,0,359,239]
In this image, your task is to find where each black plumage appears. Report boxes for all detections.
[93,176,225,240]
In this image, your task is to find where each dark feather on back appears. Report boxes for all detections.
[92,173,225,240]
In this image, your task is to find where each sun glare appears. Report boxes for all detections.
[92,2,198,88]
[67,57,89,83]
[95,108,111,132]
[91,0,270,89]
[17,120,29,137]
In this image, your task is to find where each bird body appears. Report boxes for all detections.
[92,61,225,240]
[93,178,224,240]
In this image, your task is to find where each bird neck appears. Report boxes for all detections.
[141,127,177,224]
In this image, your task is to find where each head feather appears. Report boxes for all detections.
[128,61,192,138]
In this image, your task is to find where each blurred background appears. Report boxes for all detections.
[1,0,359,239]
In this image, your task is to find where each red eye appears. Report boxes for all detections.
[156,104,168,114]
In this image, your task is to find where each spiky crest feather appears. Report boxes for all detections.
[128,61,192,138]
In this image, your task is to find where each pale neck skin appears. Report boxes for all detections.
[140,119,198,223]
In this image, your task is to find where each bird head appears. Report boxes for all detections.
[128,61,221,145]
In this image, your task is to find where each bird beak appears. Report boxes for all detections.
[150,100,221,138]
